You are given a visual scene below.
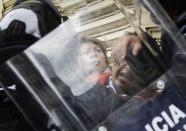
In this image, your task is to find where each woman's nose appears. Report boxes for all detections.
[89,50,98,57]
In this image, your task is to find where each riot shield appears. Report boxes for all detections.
[0,0,186,131]
[95,0,186,131]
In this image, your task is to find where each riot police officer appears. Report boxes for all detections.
[0,0,62,131]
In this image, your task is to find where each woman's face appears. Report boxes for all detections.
[80,42,107,76]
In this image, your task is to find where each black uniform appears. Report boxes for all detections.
[0,0,61,131]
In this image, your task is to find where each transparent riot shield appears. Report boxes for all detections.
[93,0,186,131]
[0,0,186,131]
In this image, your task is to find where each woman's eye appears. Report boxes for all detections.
[96,48,102,52]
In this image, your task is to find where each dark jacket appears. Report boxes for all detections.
[0,1,61,131]
[0,0,61,65]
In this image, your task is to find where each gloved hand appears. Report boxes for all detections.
[0,20,26,42]
[112,35,142,65]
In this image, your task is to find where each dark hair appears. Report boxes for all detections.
[79,37,108,65]
[80,37,106,55]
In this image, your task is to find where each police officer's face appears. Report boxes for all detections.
[80,42,107,76]
[112,60,135,92]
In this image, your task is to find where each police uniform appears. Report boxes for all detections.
[0,0,61,131]
[0,0,61,64]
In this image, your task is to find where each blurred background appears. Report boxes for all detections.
[0,0,161,63]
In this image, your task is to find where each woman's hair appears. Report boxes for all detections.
[79,37,109,65]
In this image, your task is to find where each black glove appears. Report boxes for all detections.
[0,20,26,42]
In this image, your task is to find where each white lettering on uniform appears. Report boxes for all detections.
[183,124,186,130]
[145,124,154,131]
[152,117,168,131]
[161,111,175,128]
[145,104,186,131]
[169,104,186,124]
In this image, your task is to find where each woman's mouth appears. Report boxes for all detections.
[91,60,101,65]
